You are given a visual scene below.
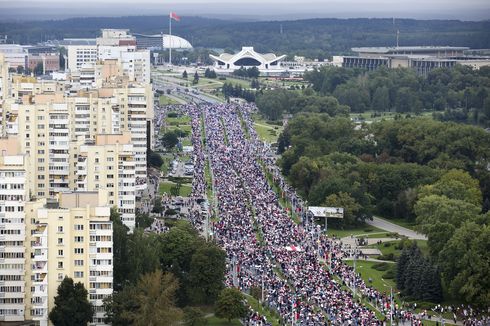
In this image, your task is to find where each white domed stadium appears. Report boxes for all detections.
[134,33,192,50]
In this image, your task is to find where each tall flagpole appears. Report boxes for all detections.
[169,13,172,66]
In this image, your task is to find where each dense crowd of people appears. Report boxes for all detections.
[156,102,488,326]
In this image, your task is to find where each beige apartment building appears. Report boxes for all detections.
[5,60,153,203]
[25,191,113,326]
[75,133,136,230]
[0,137,29,322]
[0,137,114,324]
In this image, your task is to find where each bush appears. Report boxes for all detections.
[383,269,396,279]
[165,209,178,216]
[168,112,178,118]
[387,232,400,239]
[372,262,390,271]
[377,253,396,261]
[383,242,392,247]
[363,228,374,232]
[183,307,207,326]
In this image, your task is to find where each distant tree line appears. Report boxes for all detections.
[2,16,490,59]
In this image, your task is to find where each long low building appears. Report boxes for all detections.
[341,46,490,75]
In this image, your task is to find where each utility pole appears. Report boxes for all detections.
[291,294,295,326]
[390,287,394,326]
[169,15,172,66]
[232,255,238,287]
[353,243,357,299]
[261,272,265,303]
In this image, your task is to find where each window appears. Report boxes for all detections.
[57,238,63,245]
[58,250,63,256]
[74,248,84,254]
[74,225,84,231]
[58,261,63,269]
[74,236,84,243]
[58,273,64,281]
[74,271,84,278]
[57,226,63,233]
[74,260,84,266]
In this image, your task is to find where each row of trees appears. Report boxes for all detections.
[256,88,349,121]
[222,82,257,102]
[397,244,442,302]
[302,65,490,126]
[106,210,228,324]
[232,66,260,78]
[204,68,217,78]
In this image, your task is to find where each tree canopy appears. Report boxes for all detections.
[49,277,93,326]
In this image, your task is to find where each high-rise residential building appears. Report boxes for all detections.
[8,61,153,201]
[67,45,98,72]
[75,133,136,230]
[67,29,151,84]
[25,191,113,326]
[0,137,29,322]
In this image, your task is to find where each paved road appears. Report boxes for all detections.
[367,216,427,240]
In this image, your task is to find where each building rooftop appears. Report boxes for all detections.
[352,46,469,54]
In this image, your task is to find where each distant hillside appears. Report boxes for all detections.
[1,16,489,58]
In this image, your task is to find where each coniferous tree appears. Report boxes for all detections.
[49,277,93,326]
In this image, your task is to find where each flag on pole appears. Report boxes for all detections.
[170,12,181,22]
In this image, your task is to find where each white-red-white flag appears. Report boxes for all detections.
[285,245,303,252]
[170,12,181,22]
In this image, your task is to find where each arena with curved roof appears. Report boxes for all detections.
[210,47,286,73]
[133,33,193,50]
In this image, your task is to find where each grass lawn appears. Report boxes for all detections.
[159,95,180,106]
[167,125,192,133]
[345,260,397,294]
[205,316,241,326]
[158,181,192,196]
[181,138,192,146]
[368,239,429,259]
[167,115,191,125]
[252,114,284,143]
[326,224,385,238]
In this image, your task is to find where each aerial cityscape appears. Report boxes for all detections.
[0,1,489,325]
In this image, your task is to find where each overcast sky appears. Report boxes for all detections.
[0,0,489,20]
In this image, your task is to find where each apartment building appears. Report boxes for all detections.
[14,93,71,198]
[75,133,136,231]
[67,29,151,84]
[0,137,29,322]
[67,45,98,72]
[25,191,113,326]
[0,54,9,136]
